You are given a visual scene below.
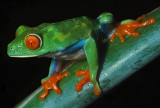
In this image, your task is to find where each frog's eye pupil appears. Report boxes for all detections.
[25,35,41,50]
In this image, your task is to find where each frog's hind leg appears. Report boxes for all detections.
[110,14,156,42]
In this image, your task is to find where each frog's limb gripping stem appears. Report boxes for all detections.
[110,14,156,42]
[75,69,91,92]
[40,70,70,100]
[75,68,101,95]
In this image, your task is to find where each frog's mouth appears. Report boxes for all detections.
[9,55,38,58]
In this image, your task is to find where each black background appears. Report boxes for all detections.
[0,0,160,108]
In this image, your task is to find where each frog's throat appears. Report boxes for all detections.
[9,55,38,58]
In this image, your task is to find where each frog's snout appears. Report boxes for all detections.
[7,43,14,57]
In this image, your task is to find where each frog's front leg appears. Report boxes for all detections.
[40,59,70,100]
[76,37,101,95]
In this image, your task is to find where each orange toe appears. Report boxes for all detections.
[75,69,102,95]
[94,88,101,95]
[75,69,91,92]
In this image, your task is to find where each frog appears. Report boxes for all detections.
[7,12,156,100]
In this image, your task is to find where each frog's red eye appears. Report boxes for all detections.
[25,35,41,50]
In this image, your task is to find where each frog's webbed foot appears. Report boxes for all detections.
[110,14,156,42]
[40,70,70,100]
[75,68,101,95]
[75,69,91,92]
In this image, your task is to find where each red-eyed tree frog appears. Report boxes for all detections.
[7,12,156,100]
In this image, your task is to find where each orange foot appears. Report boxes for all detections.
[75,69,101,95]
[110,14,156,42]
[40,70,70,100]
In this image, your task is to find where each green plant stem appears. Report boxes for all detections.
[15,7,160,108]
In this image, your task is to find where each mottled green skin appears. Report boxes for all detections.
[7,16,97,57]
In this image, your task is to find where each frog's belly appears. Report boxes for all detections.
[54,49,86,60]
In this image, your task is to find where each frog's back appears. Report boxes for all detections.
[54,16,96,39]
[40,16,97,51]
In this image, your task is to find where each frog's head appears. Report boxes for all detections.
[7,25,52,58]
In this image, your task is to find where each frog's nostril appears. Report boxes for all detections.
[10,47,14,51]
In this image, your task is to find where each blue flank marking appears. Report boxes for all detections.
[48,40,86,77]
[49,59,62,77]
[62,39,86,54]
[49,59,56,77]
[57,47,66,51]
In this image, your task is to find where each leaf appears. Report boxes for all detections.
[15,7,160,108]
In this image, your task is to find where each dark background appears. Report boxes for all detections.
[0,0,160,108]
